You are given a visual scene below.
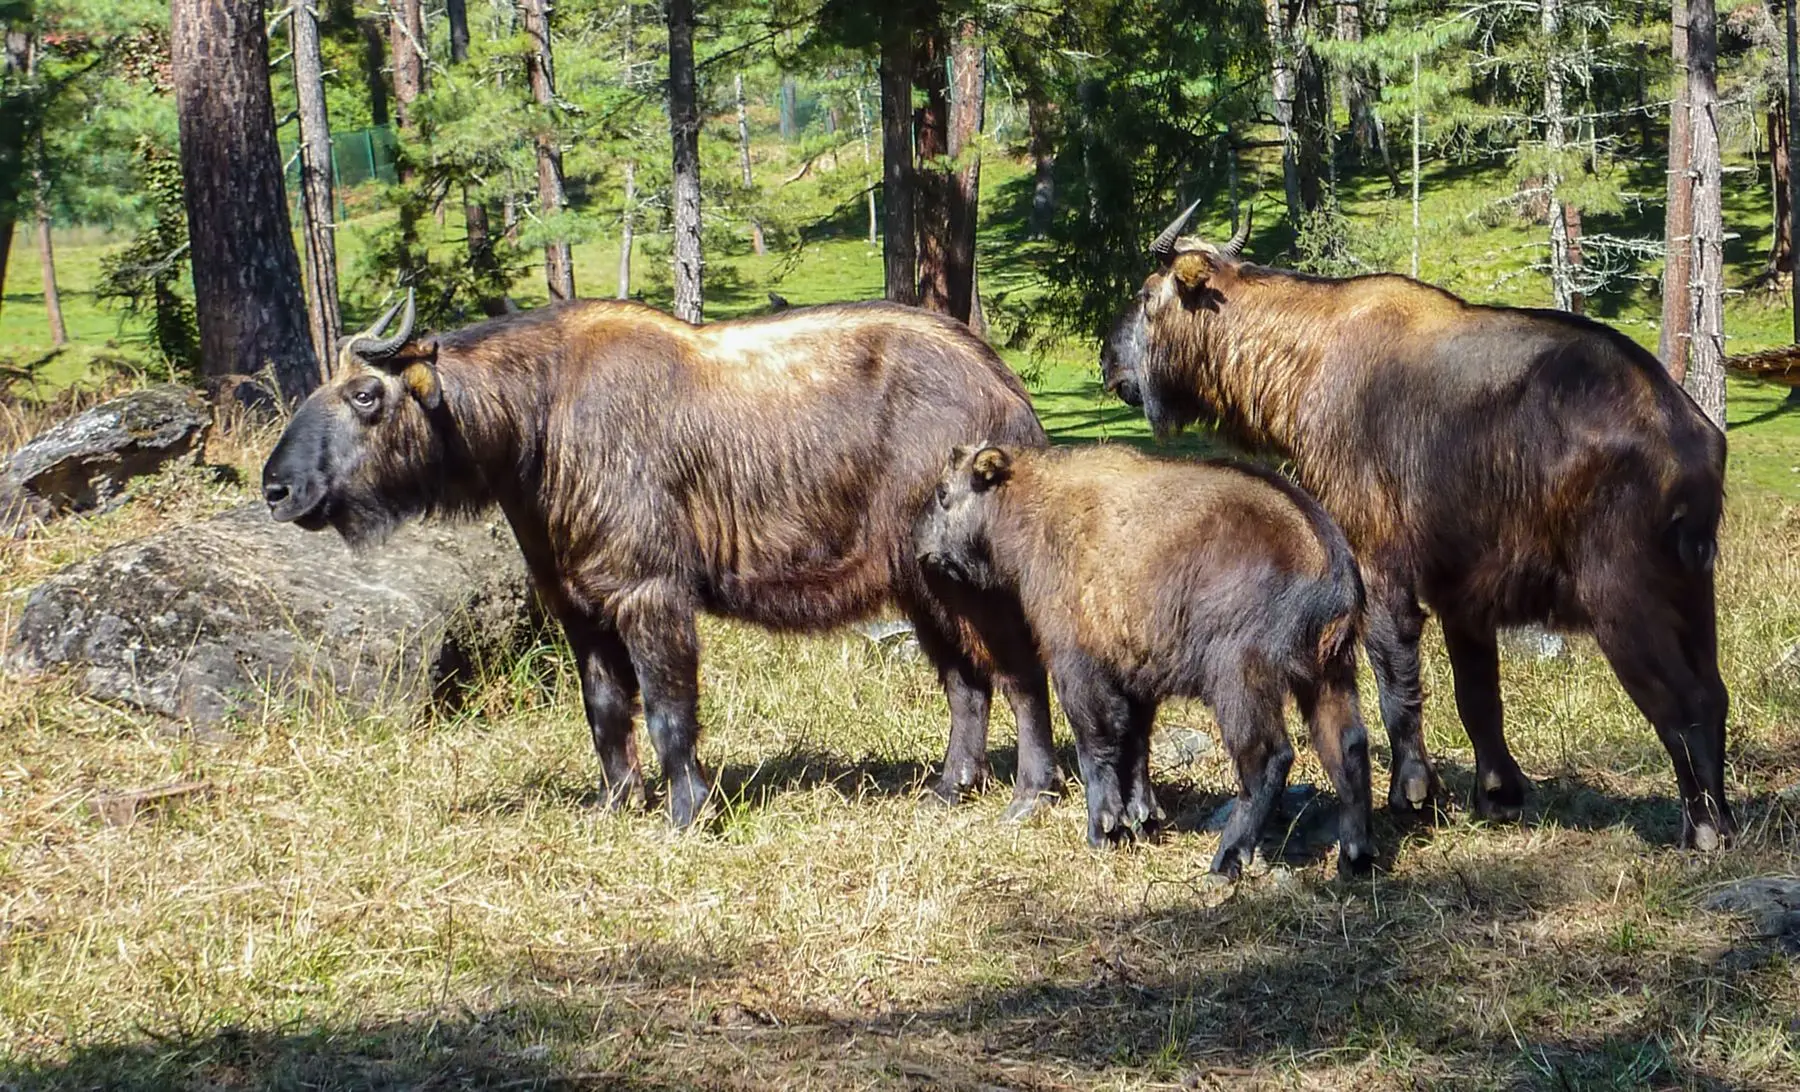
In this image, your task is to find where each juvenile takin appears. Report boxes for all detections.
[261,294,1057,828]
[1102,203,1733,850]
[914,444,1375,879]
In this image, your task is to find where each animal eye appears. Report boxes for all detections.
[351,387,379,409]
[935,483,950,508]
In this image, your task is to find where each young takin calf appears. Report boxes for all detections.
[261,295,1057,828]
[914,444,1375,879]
[1101,203,1732,849]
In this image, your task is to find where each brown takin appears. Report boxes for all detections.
[913,443,1375,879]
[260,293,1057,828]
[1100,202,1733,849]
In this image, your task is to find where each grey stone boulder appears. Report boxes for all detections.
[1,385,211,533]
[8,504,541,727]
[1703,877,1800,951]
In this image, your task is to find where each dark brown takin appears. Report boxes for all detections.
[914,443,1375,879]
[1100,202,1732,850]
[261,293,1057,827]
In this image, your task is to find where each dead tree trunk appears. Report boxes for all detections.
[1542,0,1577,312]
[668,0,702,322]
[170,0,319,398]
[736,72,765,255]
[1686,0,1726,426]
[879,16,918,305]
[523,0,575,300]
[946,18,983,329]
[1660,0,1694,377]
[292,0,341,363]
[618,159,636,298]
[856,76,878,245]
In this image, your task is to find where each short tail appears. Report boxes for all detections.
[1215,459,1364,663]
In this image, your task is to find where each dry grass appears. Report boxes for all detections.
[1,407,1799,1091]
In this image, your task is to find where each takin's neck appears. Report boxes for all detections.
[433,354,549,515]
[1159,272,1344,457]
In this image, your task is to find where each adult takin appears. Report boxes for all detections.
[914,443,1375,879]
[261,294,1057,827]
[1100,202,1732,849]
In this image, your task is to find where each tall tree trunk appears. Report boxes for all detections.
[1686,0,1726,426]
[0,26,30,318]
[23,36,64,347]
[1768,102,1792,281]
[778,74,796,140]
[878,18,918,305]
[1411,50,1422,279]
[388,0,426,173]
[523,0,575,300]
[945,18,983,329]
[1787,0,1800,402]
[446,0,504,315]
[1660,0,1694,376]
[170,0,318,398]
[1294,24,1328,214]
[736,72,765,255]
[856,77,878,245]
[292,0,341,365]
[357,18,390,127]
[667,0,702,322]
[1542,0,1576,312]
[1027,92,1055,240]
[1266,0,1301,223]
[914,12,954,315]
[618,159,635,298]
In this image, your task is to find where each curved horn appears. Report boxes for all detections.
[1219,205,1254,259]
[349,289,417,360]
[1150,198,1203,265]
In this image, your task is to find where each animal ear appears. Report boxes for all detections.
[398,338,442,410]
[1171,252,1213,294]
[969,445,1012,491]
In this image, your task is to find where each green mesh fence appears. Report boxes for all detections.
[282,126,398,218]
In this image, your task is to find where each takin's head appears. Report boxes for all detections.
[913,443,1017,589]
[260,291,449,549]
[1098,200,1250,430]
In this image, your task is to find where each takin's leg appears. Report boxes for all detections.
[1052,650,1135,848]
[1587,574,1735,850]
[1121,696,1163,832]
[1293,655,1376,878]
[565,614,644,811]
[907,611,995,804]
[1439,616,1531,822]
[1362,573,1442,815]
[614,581,712,830]
[1210,677,1295,879]
[997,665,1062,821]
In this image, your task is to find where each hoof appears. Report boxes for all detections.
[1472,767,1529,823]
[1336,842,1376,880]
[665,770,713,831]
[1683,819,1733,852]
[599,771,645,812]
[1087,807,1137,849]
[1387,758,1441,817]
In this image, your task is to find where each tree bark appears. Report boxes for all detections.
[945,18,983,328]
[1027,92,1055,240]
[1411,50,1421,279]
[0,26,30,318]
[1788,0,1800,348]
[523,0,575,301]
[736,72,765,255]
[22,36,64,347]
[1768,102,1792,282]
[446,0,505,316]
[292,1,341,365]
[1660,0,1693,377]
[618,159,635,299]
[1685,0,1726,426]
[878,18,918,305]
[856,77,877,245]
[914,14,953,315]
[388,0,426,161]
[1542,0,1576,312]
[170,0,318,398]
[667,0,702,322]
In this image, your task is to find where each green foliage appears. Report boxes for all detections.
[93,136,197,378]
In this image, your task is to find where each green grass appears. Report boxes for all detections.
[3,149,1800,1089]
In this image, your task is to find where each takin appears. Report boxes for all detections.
[913,443,1375,879]
[261,293,1058,827]
[1099,202,1733,849]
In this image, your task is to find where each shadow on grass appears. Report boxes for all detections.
[8,831,1782,1089]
